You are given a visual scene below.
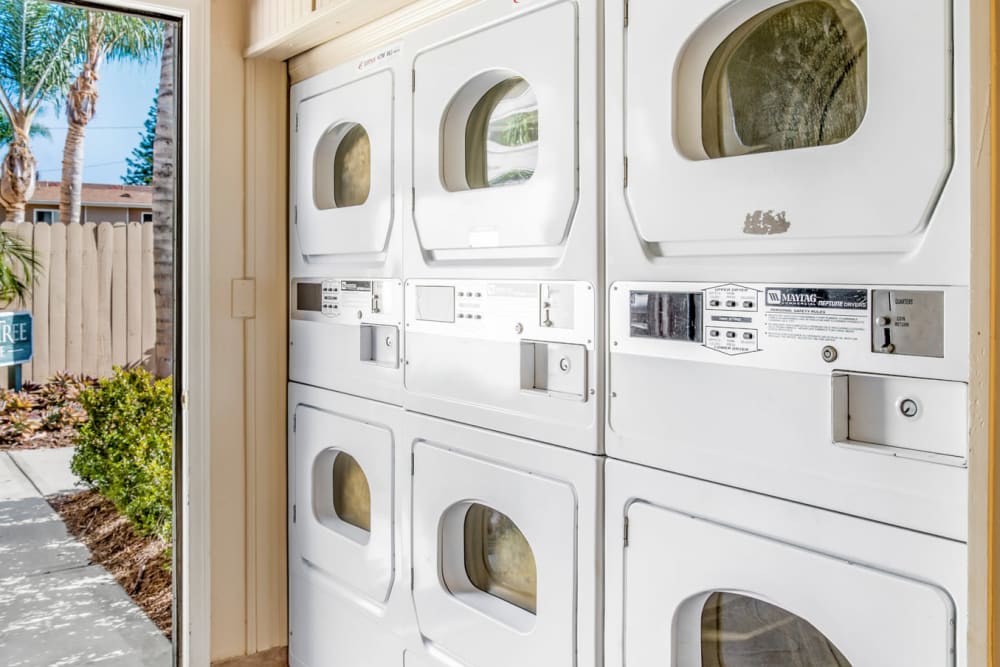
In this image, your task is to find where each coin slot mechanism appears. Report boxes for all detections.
[519,341,587,400]
[871,290,944,358]
[360,324,399,368]
[831,372,967,465]
[539,283,576,329]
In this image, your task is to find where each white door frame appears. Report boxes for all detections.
[54,1,211,665]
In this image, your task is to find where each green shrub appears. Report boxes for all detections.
[72,367,173,542]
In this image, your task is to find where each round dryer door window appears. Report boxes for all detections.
[625,0,952,256]
[463,503,538,614]
[312,123,371,209]
[701,0,867,159]
[460,77,539,190]
[412,2,578,259]
[701,593,852,666]
[332,451,372,533]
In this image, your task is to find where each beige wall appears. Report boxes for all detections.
[967,0,994,664]
[84,206,129,223]
[210,0,249,660]
[210,0,289,661]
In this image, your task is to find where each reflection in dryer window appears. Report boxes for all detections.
[465,77,539,189]
[702,0,867,159]
[313,122,371,209]
[701,592,852,666]
[463,504,537,614]
[332,452,372,532]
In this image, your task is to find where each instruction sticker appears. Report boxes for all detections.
[356,42,402,72]
[764,287,869,343]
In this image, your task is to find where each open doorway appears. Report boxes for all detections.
[0,1,180,664]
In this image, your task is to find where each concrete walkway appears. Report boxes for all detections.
[0,448,171,666]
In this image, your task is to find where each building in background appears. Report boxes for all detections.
[5,181,153,224]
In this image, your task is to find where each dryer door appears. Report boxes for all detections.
[412,1,578,260]
[292,404,395,603]
[622,501,955,666]
[411,441,579,667]
[625,0,951,256]
[293,70,394,262]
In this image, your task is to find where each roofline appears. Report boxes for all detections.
[27,200,152,209]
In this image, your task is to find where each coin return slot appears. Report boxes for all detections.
[832,372,967,464]
[360,324,399,368]
[520,341,587,400]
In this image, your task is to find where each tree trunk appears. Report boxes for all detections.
[0,121,37,224]
[60,61,100,226]
[152,27,175,377]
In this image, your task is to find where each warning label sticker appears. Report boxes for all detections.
[764,287,869,343]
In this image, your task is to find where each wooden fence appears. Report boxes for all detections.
[0,220,156,386]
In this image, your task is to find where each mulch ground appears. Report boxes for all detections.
[0,375,94,451]
[49,489,173,638]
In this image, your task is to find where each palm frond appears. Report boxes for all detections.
[100,12,164,65]
[0,227,40,307]
[0,1,83,112]
[0,110,48,146]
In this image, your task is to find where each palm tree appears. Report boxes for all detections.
[151,25,174,377]
[60,11,162,225]
[0,0,79,222]
[0,113,48,147]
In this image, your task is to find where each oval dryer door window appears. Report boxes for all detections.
[701,592,852,666]
[463,503,538,614]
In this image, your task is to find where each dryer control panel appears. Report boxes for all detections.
[289,278,404,402]
[613,282,965,377]
[292,278,397,323]
[611,281,969,467]
[406,279,594,344]
[403,279,599,452]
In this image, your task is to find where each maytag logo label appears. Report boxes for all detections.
[766,288,868,310]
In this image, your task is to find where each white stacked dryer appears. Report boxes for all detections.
[604,0,971,664]
[399,1,604,665]
[287,50,418,667]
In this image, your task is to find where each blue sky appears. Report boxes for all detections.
[32,54,161,185]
